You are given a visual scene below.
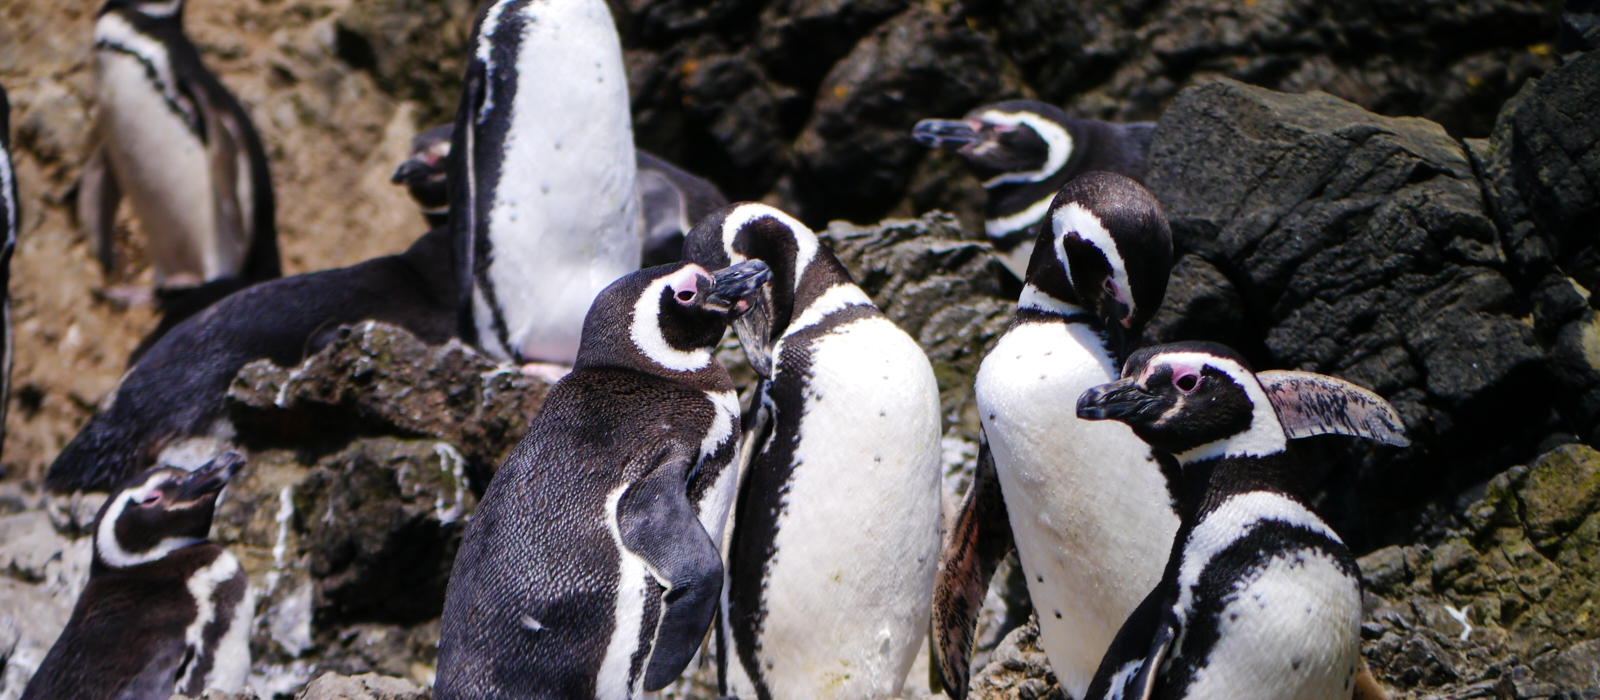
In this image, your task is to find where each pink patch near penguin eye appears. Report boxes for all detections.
[139,492,161,507]
[1173,368,1200,393]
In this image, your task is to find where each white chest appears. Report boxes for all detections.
[475,0,641,364]
[975,321,1180,697]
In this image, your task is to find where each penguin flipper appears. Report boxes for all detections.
[1083,584,1176,700]
[931,433,1014,700]
[617,449,725,691]
[195,86,249,275]
[1255,370,1410,447]
[76,146,122,274]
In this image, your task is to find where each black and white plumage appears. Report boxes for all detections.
[932,172,1175,700]
[436,260,771,700]
[24,453,253,700]
[79,0,278,321]
[46,214,458,494]
[684,203,943,700]
[450,0,641,365]
[913,100,1154,281]
[0,84,18,461]
[395,122,727,264]
[1076,341,1408,700]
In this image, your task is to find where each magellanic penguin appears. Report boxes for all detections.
[393,122,728,264]
[390,124,454,229]
[78,0,278,323]
[435,260,772,700]
[0,84,19,461]
[932,172,1176,700]
[451,0,642,365]
[47,155,460,494]
[23,452,253,700]
[913,100,1154,281]
[683,203,944,700]
[1076,342,1409,700]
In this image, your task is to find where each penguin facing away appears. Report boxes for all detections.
[436,260,771,700]
[913,100,1154,281]
[395,122,728,263]
[451,0,642,365]
[78,0,278,318]
[683,203,944,700]
[931,172,1176,700]
[0,84,19,460]
[47,148,460,494]
[1076,342,1409,700]
[23,453,253,700]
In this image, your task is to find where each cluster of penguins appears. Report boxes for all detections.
[1,0,1419,698]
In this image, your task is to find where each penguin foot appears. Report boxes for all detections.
[519,362,572,383]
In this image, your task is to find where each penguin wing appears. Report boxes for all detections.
[617,448,725,691]
[194,84,250,271]
[931,433,1014,700]
[1083,584,1176,700]
[76,144,122,274]
[1255,370,1410,447]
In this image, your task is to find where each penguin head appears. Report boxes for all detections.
[99,0,185,19]
[913,100,1074,188]
[683,202,821,379]
[575,261,772,381]
[1022,171,1172,361]
[1078,341,1410,465]
[93,452,243,569]
[391,124,454,225]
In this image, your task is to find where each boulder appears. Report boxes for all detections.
[296,673,429,700]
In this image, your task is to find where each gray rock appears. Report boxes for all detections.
[965,616,1066,700]
[331,0,476,123]
[295,673,429,700]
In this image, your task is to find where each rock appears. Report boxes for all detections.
[226,322,549,483]
[332,0,476,123]
[1145,78,1555,547]
[965,616,1066,700]
[1142,254,1248,348]
[295,673,429,700]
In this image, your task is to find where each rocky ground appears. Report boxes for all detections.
[0,0,1595,697]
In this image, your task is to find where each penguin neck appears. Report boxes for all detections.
[92,539,222,578]
[1166,450,1307,528]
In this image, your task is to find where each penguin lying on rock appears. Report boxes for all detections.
[683,203,944,700]
[932,172,1177,700]
[46,146,460,494]
[1076,342,1406,700]
[436,260,771,700]
[913,100,1154,281]
[78,0,279,351]
[24,452,253,700]
[388,122,727,264]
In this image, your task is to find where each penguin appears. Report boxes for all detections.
[435,260,772,700]
[23,452,253,700]
[390,124,454,229]
[0,84,19,461]
[636,150,729,268]
[913,100,1154,281]
[393,122,728,262]
[683,202,944,700]
[77,0,278,329]
[1075,341,1409,700]
[931,172,1176,700]
[451,0,642,366]
[47,157,460,494]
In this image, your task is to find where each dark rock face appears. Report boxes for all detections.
[1142,78,1568,548]
[1358,444,1600,698]
[332,0,477,125]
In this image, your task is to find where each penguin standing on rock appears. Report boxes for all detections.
[913,100,1154,281]
[451,0,642,366]
[932,172,1176,700]
[1076,342,1407,700]
[78,0,278,324]
[0,84,19,460]
[23,452,253,700]
[684,203,944,700]
[436,260,771,700]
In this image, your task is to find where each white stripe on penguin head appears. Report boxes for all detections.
[719,203,816,295]
[96,471,206,568]
[1053,201,1134,318]
[1135,351,1288,464]
[630,265,715,372]
[978,110,1074,189]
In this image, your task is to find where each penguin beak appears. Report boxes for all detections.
[390,157,431,185]
[1077,379,1158,423]
[706,261,775,380]
[173,451,245,504]
[913,119,981,150]
[1097,298,1134,365]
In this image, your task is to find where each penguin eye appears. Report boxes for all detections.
[1173,373,1199,393]
[676,290,696,303]
[138,492,161,507]
[1103,279,1116,295]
